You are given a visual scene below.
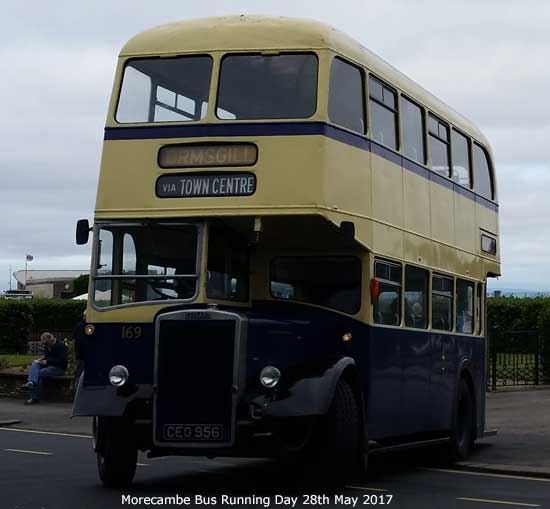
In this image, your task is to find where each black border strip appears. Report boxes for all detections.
[104,122,499,212]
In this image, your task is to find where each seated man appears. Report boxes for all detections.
[20,332,68,405]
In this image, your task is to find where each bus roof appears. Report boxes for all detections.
[121,16,489,147]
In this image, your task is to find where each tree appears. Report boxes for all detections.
[73,275,90,297]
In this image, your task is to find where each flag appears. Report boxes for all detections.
[26,254,33,261]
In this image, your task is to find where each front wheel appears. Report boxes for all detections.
[95,417,137,488]
[318,379,364,479]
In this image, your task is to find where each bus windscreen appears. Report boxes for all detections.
[216,53,318,120]
[116,56,213,123]
[93,223,199,307]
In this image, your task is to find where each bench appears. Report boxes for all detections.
[0,368,74,403]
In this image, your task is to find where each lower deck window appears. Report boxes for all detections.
[432,274,454,331]
[456,279,474,334]
[373,260,402,326]
[405,266,428,329]
[270,257,361,314]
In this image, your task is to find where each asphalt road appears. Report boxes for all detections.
[0,426,548,509]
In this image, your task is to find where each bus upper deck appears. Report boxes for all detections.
[98,17,498,276]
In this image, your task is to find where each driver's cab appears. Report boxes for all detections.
[91,219,250,310]
[89,215,366,318]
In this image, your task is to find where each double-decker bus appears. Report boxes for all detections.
[74,16,500,488]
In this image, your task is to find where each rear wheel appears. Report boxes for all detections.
[444,378,476,463]
[96,417,137,488]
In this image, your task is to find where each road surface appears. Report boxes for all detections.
[0,426,547,509]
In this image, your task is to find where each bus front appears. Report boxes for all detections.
[73,19,367,488]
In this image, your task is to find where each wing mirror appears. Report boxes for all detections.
[76,219,91,245]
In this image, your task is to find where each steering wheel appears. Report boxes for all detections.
[148,280,179,299]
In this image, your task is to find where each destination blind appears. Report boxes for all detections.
[156,173,256,198]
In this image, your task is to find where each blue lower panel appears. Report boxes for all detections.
[366,326,485,440]
[83,323,155,387]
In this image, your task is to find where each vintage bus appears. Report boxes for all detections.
[74,16,500,487]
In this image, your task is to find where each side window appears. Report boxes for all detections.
[452,129,472,188]
[373,260,402,326]
[401,97,426,164]
[473,143,494,200]
[95,229,114,307]
[456,279,474,334]
[404,266,428,329]
[328,58,365,133]
[475,282,483,335]
[432,274,453,331]
[429,114,450,178]
[368,76,398,150]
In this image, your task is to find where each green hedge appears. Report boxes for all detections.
[488,297,550,353]
[0,300,33,354]
[0,299,86,354]
[26,299,86,331]
[488,297,549,332]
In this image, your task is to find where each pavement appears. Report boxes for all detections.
[0,387,549,478]
[0,398,92,435]
[459,387,550,478]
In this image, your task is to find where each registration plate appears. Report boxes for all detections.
[163,424,224,442]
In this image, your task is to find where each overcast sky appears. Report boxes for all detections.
[1,0,548,291]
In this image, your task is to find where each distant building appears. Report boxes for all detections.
[13,270,89,299]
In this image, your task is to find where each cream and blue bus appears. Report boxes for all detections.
[73,16,500,487]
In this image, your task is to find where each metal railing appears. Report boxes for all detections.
[488,329,550,390]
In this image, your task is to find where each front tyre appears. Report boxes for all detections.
[320,379,362,478]
[96,417,137,488]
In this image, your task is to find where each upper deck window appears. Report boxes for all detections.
[428,114,450,178]
[328,58,365,133]
[116,56,213,123]
[368,76,398,150]
[452,129,472,188]
[401,97,426,164]
[216,53,318,120]
[473,143,494,200]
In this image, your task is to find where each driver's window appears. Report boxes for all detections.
[206,225,249,301]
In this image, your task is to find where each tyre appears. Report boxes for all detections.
[96,417,137,488]
[444,378,476,463]
[319,379,363,479]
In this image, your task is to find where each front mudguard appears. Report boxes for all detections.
[255,357,361,418]
[72,374,151,417]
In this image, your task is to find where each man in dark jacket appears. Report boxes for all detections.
[21,332,68,405]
